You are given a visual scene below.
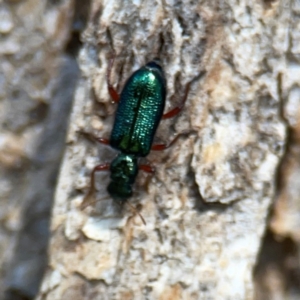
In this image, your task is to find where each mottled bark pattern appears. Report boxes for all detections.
[0,0,75,299]
[38,1,292,299]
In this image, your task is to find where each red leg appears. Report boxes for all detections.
[162,82,191,119]
[77,131,110,146]
[107,52,120,103]
[94,137,110,145]
[152,131,193,151]
[89,163,110,190]
[139,164,155,173]
[81,163,110,209]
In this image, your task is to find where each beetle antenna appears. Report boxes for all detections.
[126,202,146,225]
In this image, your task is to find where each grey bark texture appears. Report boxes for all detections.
[0,0,76,299]
[254,1,300,299]
[35,0,293,299]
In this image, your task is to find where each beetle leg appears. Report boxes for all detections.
[126,202,146,225]
[152,131,196,151]
[81,163,110,209]
[152,138,178,151]
[162,82,191,119]
[90,163,110,189]
[94,137,110,145]
[107,52,120,103]
[139,164,155,173]
[77,131,110,146]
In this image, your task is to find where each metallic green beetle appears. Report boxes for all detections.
[85,56,190,209]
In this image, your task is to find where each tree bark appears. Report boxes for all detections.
[0,0,75,299]
[254,2,300,299]
[38,1,290,299]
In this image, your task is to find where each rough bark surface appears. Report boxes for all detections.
[38,1,290,299]
[0,0,76,299]
[254,1,300,299]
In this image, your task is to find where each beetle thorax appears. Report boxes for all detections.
[107,154,138,201]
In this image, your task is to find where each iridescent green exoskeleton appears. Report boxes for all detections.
[83,55,191,217]
[107,61,166,200]
[110,61,166,157]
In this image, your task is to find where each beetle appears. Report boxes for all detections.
[82,54,191,221]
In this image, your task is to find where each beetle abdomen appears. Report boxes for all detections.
[110,61,166,157]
